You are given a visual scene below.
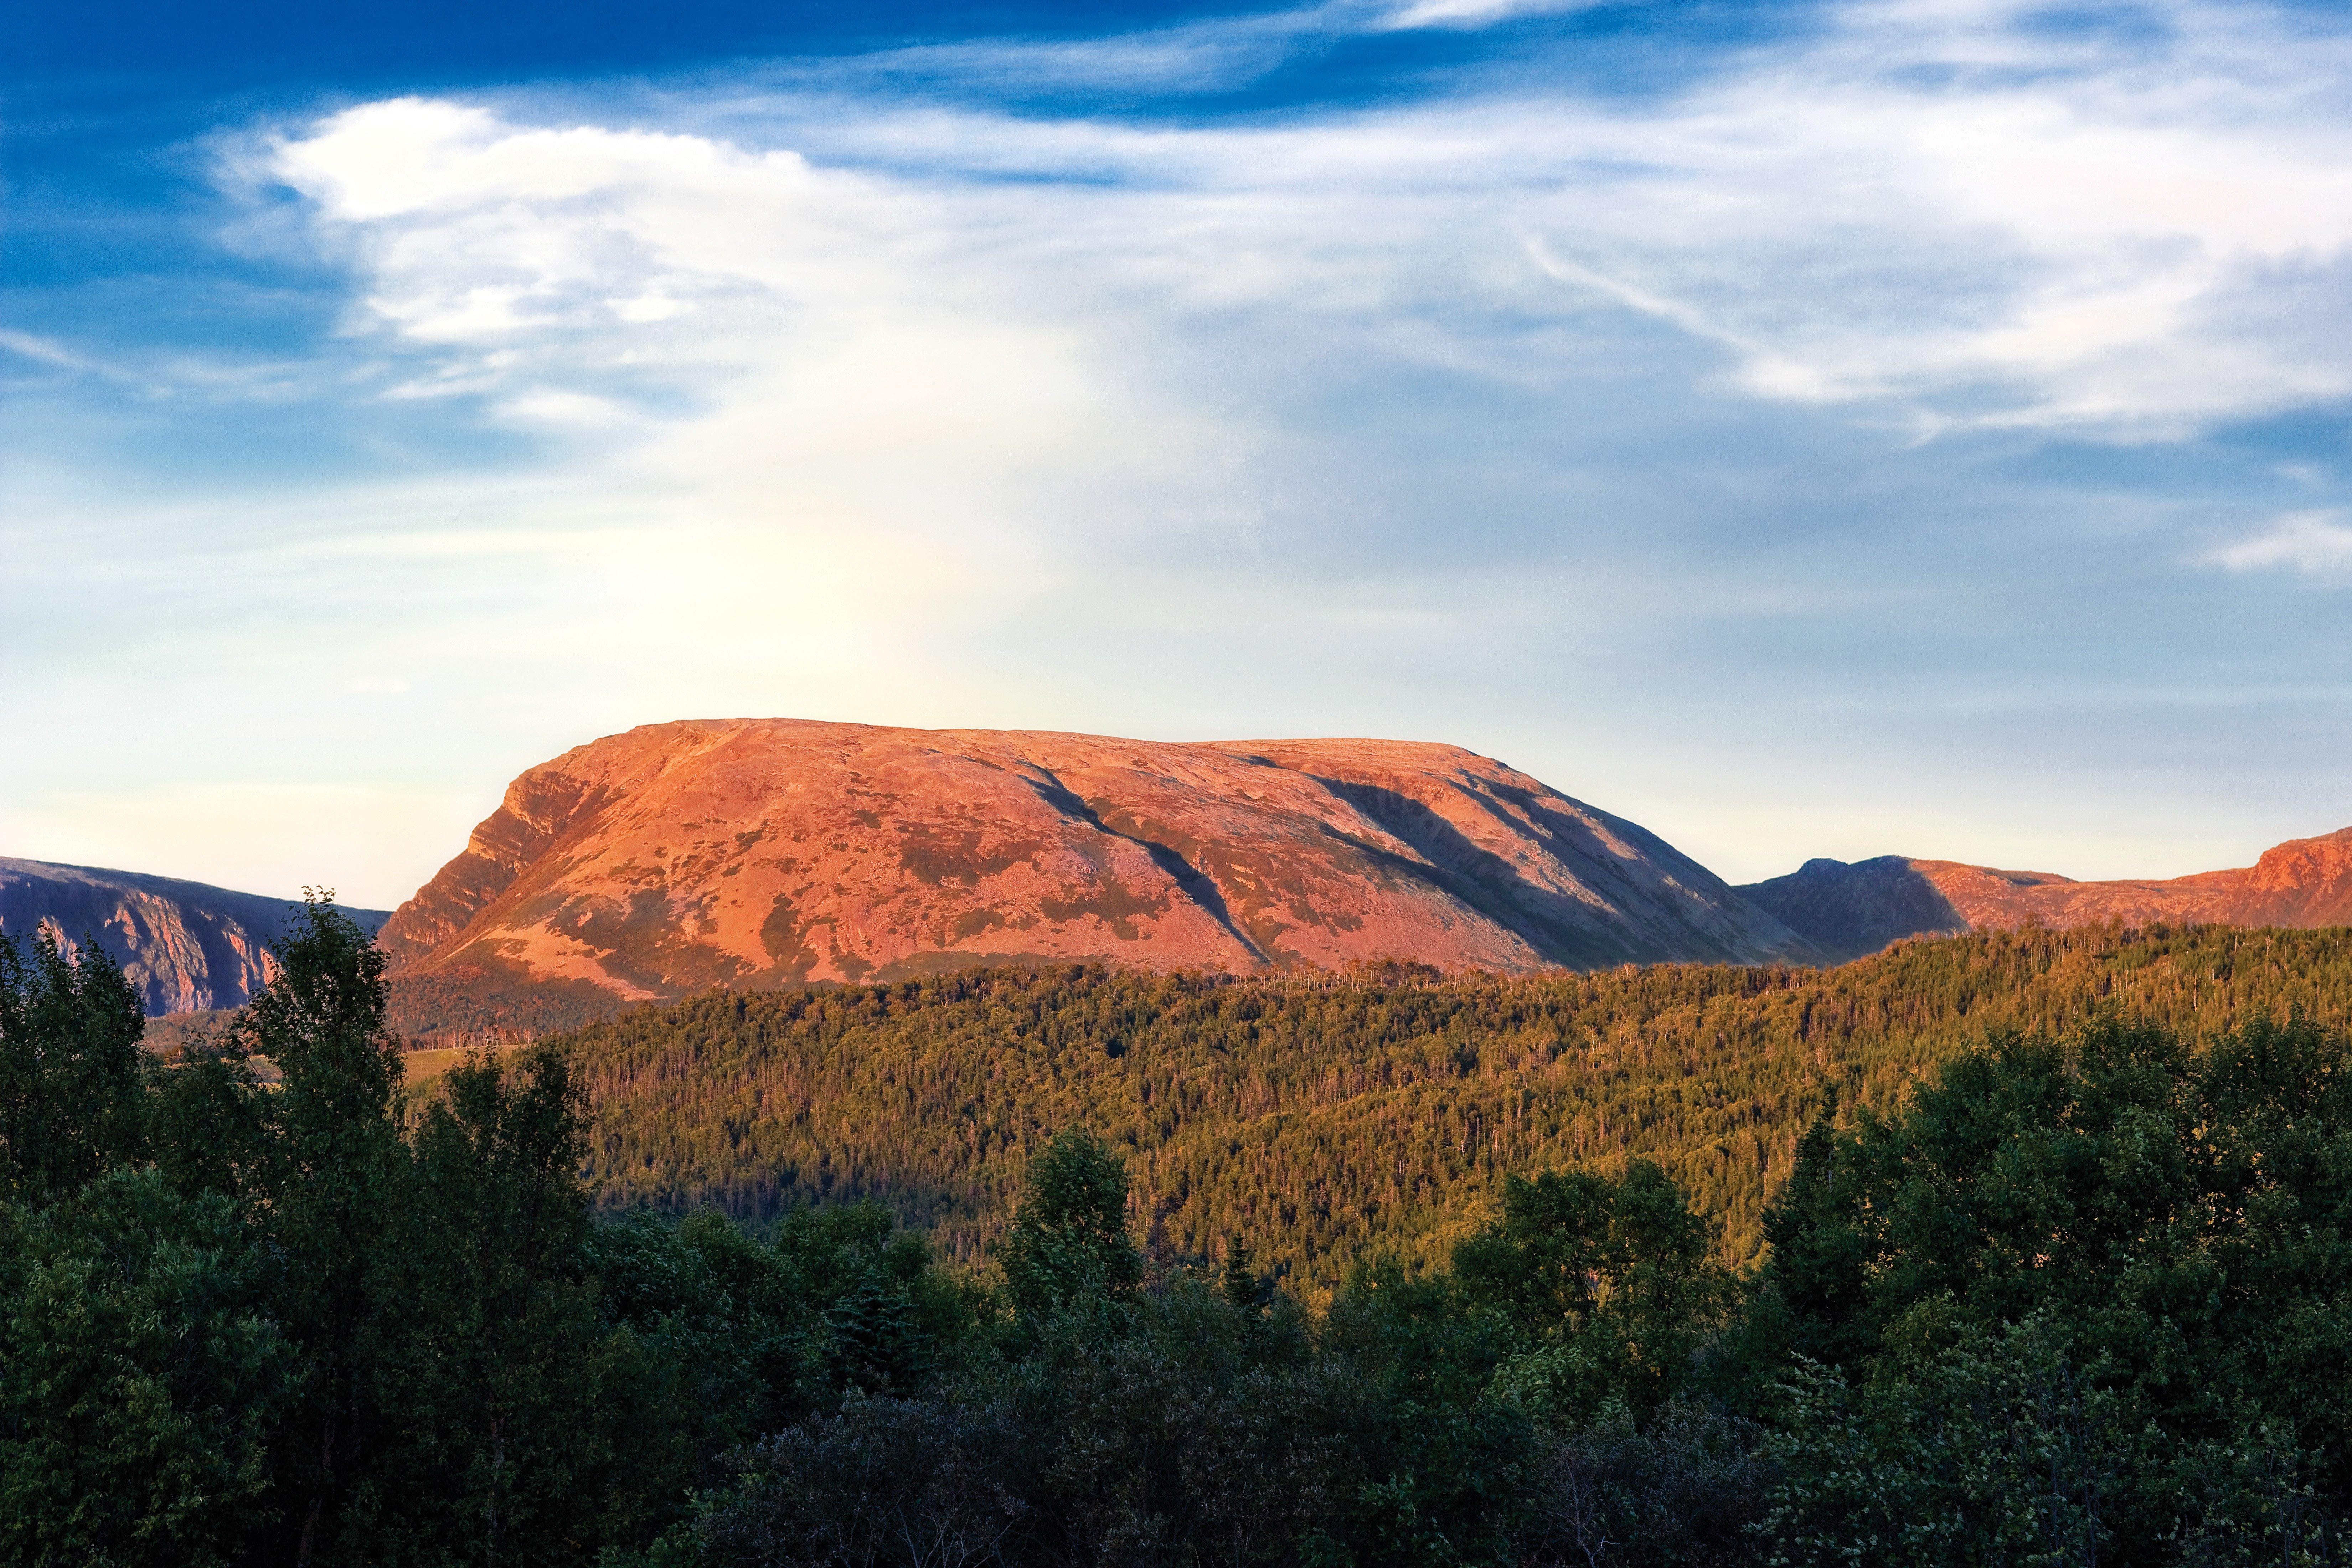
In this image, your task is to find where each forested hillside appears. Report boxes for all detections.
[10,908,2351,1563]
[571,923,2352,1283]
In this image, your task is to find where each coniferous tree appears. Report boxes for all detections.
[566,926,2352,1285]
[824,1273,931,1394]
[1219,1237,1268,1319]
[12,904,2352,1564]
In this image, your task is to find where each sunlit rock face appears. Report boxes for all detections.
[0,859,387,1015]
[379,718,1817,1001]
[1741,827,2352,962]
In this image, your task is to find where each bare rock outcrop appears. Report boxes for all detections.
[0,858,388,1015]
[379,719,1816,1009]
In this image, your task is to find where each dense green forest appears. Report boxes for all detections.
[570,924,2352,1282]
[5,909,2349,1564]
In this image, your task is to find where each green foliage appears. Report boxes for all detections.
[571,1193,980,1562]
[11,906,2352,1565]
[996,1129,1144,1319]
[1745,1013,2352,1561]
[1220,1238,1269,1318]
[146,1038,273,1205]
[649,1007,2352,1567]
[1464,1160,1734,1423]
[227,895,412,1561]
[566,924,2352,1287]
[686,1394,1029,1568]
[1759,1320,2128,1567]
[357,1042,623,1565]
[0,1169,295,1568]
[0,928,146,1204]
[1511,1403,1773,1568]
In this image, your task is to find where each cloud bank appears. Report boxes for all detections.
[266,0,2352,447]
[6,0,2352,904]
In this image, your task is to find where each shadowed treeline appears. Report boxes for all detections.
[8,909,2352,1563]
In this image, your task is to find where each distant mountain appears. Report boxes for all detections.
[1741,827,2352,962]
[0,858,388,1015]
[378,719,1817,1027]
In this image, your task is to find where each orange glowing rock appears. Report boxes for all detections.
[380,718,1815,1001]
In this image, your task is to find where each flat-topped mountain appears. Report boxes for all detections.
[0,858,388,1015]
[379,719,1817,1012]
[1742,826,2352,962]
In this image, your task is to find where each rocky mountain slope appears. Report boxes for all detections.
[379,719,1817,1016]
[1741,827,2352,962]
[0,858,388,1015]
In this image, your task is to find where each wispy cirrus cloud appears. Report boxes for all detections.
[2212,511,2352,578]
[1373,0,1599,30]
[254,0,2352,456]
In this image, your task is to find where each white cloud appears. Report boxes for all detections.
[259,92,1262,587]
[0,330,107,373]
[253,0,2352,466]
[2212,511,2352,577]
[1486,4,2352,432]
[1377,0,1593,30]
[13,0,2352,904]
[813,0,1592,96]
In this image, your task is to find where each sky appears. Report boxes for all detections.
[4,0,2351,911]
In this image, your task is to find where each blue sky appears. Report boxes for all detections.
[5,0,2351,910]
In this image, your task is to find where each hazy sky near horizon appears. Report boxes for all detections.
[5,0,2351,910]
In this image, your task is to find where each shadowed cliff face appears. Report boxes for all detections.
[1733,857,1971,964]
[378,720,1816,1009]
[1742,827,2352,961]
[0,859,389,1015]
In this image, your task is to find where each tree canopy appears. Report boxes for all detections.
[3,915,2349,1564]
[566,923,2352,1285]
